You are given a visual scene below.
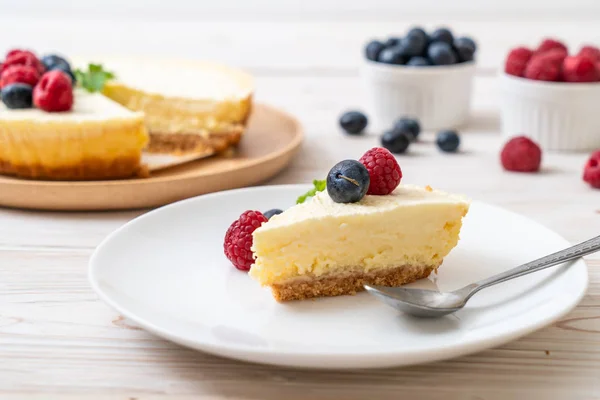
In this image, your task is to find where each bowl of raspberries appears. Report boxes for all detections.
[361,26,477,131]
[501,38,600,151]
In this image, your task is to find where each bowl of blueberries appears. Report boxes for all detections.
[361,26,477,131]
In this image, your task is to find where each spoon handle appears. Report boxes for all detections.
[470,234,600,294]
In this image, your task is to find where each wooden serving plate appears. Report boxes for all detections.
[0,103,303,211]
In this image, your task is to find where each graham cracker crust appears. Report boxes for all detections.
[146,127,244,155]
[271,264,437,301]
[0,156,147,181]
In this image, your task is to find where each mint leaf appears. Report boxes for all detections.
[296,179,326,204]
[74,63,115,93]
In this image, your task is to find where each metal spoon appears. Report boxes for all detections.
[364,234,600,318]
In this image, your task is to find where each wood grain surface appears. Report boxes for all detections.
[1,3,599,399]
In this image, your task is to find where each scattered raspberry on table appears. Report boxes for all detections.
[500,136,542,173]
[583,151,600,189]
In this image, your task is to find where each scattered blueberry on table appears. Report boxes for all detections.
[364,26,477,66]
[436,130,461,152]
[394,117,421,140]
[339,111,368,135]
[381,129,411,154]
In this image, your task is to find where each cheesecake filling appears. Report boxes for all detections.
[250,186,470,286]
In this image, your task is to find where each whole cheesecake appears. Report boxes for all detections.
[250,184,470,301]
[0,89,148,180]
[99,58,254,155]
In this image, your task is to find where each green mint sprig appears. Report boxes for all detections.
[296,179,326,204]
[74,63,115,93]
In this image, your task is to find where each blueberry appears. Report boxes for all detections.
[339,111,368,135]
[430,28,454,46]
[365,40,385,61]
[454,37,476,62]
[41,54,71,72]
[456,36,477,52]
[52,65,76,84]
[381,129,411,154]
[394,117,421,140]
[406,56,431,67]
[384,37,401,47]
[327,160,370,204]
[427,42,457,65]
[378,46,406,65]
[436,130,460,152]
[1,83,33,109]
[263,209,283,219]
[407,27,429,43]
[400,34,427,57]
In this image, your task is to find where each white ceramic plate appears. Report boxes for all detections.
[89,184,588,369]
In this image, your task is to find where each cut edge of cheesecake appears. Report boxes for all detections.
[250,184,470,301]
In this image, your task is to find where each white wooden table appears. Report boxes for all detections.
[1,3,600,398]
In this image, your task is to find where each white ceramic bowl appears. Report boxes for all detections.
[360,60,476,131]
[499,72,600,152]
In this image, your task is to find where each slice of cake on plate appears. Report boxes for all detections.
[224,147,470,301]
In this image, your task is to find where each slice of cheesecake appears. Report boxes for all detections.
[250,184,470,301]
[99,58,253,156]
[0,89,148,180]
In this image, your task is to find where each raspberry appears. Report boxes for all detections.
[524,56,560,81]
[33,70,74,112]
[535,38,568,55]
[583,151,600,189]
[562,56,599,83]
[358,147,402,195]
[578,46,600,62]
[534,48,568,66]
[505,47,533,77]
[223,210,267,271]
[1,50,45,75]
[500,136,542,173]
[0,65,40,89]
